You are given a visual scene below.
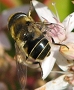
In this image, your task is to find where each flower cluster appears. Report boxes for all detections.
[32,0,74,90]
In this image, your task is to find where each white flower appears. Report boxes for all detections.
[60,43,74,60]
[32,0,74,81]
[35,75,69,90]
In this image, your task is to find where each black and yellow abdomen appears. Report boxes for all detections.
[24,35,51,61]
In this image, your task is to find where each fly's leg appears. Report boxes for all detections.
[51,37,69,49]
[28,1,33,17]
[38,62,43,77]
[33,62,43,77]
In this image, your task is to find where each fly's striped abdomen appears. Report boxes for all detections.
[24,35,51,60]
[37,43,51,60]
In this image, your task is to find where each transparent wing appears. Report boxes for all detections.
[15,43,27,90]
[16,61,27,90]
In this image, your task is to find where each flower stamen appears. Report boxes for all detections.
[52,2,60,21]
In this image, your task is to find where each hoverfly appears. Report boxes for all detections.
[8,6,68,90]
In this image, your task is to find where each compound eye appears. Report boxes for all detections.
[8,12,27,29]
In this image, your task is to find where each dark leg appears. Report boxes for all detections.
[51,37,69,49]
[33,62,43,77]
[38,62,43,77]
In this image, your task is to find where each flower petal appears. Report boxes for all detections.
[35,75,69,90]
[32,0,57,23]
[62,12,74,32]
[60,43,74,60]
[41,52,56,80]
[54,50,73,71]
[63,32,74,43]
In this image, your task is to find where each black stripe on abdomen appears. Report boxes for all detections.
[30,38,50,59]
[37,43,51,60]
